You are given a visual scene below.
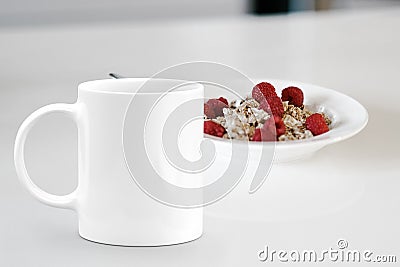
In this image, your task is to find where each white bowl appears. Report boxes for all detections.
[203,79,368,221]
[205,79,368,164]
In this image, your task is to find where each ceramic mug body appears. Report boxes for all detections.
[14,78,204,246]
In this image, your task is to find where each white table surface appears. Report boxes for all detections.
[1,8,399,266]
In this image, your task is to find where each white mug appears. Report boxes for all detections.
[14,78,204,246]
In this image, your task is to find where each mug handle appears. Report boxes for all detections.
[14,103,80,210]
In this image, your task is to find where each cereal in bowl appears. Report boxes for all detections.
[204,82,332,142]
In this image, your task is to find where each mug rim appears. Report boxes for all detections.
[78,78,204,95]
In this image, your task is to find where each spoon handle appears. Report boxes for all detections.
[109,73,125,79]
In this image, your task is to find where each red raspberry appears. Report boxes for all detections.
[305,113,329,136]
[264,116,286,137]
[217,97,228,105]
[204,120,226,137]
[275,117,286,137]
[204,103,215,118]
[252,128,262,141]
[205,98,228,118]
[252,82,277,104]
[252,116,285,142]
[281,86,304,107]
[251,128,276,142]
[259,96,284,118]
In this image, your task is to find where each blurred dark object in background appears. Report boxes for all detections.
[315,0,332,11]
[250,0,400,14]
[250,0,289,14]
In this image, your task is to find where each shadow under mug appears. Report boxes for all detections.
[14,78,204,246]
